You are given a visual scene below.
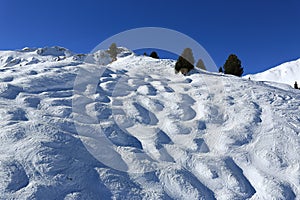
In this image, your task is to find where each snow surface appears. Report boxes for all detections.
[0,47,300,199]
[244,58,300,87]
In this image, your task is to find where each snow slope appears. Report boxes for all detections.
[244,58,300,87]
[0,47,300,199]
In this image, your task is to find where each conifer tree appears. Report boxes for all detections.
[223,54,244,77]
[219,67,223,73]
[294,81,299,89]
[181,48,195,66]
[196,59,206,70]
[107,43,118,61]
[175,48,195,75]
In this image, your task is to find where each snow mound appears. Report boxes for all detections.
[35,46,74,57]
[85,47,134,65]
[116,47,134,58]
[0,83,23,99]
[0,47,76,68]
[0,48,299,199]
[245,58,300,87]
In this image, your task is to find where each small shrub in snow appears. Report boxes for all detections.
[150,51,159,59]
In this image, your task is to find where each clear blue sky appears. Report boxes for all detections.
[1,0,300,74]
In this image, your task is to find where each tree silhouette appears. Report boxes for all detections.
[294,81,299,89]
[150,51,159,59]
[196,59,206,70]
[107,43,118,61]
[175,48,195,75]
[223,54,243,77]
[181,48,195,66]
[218,67,223,73]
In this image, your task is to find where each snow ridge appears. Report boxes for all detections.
[244,58,300,87]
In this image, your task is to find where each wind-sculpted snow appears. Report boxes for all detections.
[0,49,299,199]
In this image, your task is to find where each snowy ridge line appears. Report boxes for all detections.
[244,57,300,88]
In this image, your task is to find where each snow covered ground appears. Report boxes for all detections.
[0,47,300,199]
[244,58,300,88]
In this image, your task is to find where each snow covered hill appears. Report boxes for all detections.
[0,47,300,199]
[244,58,300,87]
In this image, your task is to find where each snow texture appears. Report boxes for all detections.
[0,47,299,199]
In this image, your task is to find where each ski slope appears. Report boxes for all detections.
[244,58,300,87]
[0,47,300,199]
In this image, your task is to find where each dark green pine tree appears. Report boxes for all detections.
[294,81,299,89]
[223,54,244,77]
[175,48,195,75]
[218,66,223,73]
[196,59,206,70]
